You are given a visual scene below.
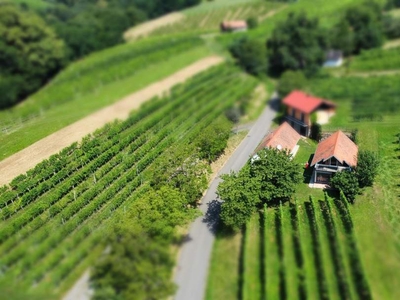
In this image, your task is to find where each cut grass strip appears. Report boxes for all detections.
[265,207,282,299]
[243,213,262,300]
[205,228,242,300]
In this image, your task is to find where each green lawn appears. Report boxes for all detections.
[206,229,242,300]
[0,46,212,159]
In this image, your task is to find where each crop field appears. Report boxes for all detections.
[348,47,400,72]
[150,2,282,36]
[0,36,213,159]
[0,64,257,298]
[208,194,371,300]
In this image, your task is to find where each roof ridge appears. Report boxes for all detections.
[333,131,343,163]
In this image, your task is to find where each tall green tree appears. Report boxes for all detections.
[196,116,232,163]
[218,148,301,230]
[266,12,327,76]
[0,4,66,108]
[277,70,307,98]
[356,150,380,188]
[330,170,360,203]
[229,36,269,76]
[343,1,384,53]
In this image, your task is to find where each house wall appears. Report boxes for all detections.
[287,107,311,126]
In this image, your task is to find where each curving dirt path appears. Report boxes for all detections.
[123,12,184,41]
[0,56,224,187]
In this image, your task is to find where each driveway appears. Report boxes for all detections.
[174,94,278,300]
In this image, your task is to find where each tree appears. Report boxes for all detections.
[356,150,380,188]
[249,148,302,204]
[329,19,355,56]
[0,4,66,108]
[343,2,384,53]
[91,223,175,300]
[277,70,307,98]
[246,17,258,29]
[218,148,301,230]
[266,12,327,76]
[229,36,268,76]
[218,166,261,231]
[330,170,360,203]
[196,116,232,163]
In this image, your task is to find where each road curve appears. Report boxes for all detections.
[0,56,224,186]
[174,95,278,300]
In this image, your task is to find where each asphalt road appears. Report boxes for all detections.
[174,95,278,300]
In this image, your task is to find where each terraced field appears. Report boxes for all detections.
[0,65,257,298]
[150,2,283,36]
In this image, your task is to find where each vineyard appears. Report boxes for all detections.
[0,35,204,130]
[238,193,370,300]
[306,74,400,121]
[150,2,282,37]
[349,47,400,72]
[0,64,257,298]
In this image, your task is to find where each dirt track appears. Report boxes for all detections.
[124,12,184,41]
[0,56,224,186]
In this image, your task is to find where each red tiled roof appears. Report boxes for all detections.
[256,122,301,153]
[221,20,247,29]
[311,131,358,167]
[282,90,335,114]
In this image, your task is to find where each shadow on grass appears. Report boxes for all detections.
[303,154,314,184]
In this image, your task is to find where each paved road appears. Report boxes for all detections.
[174,95,278,300]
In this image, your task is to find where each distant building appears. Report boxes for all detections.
[282,90,336,136]
[255,122,301,157]
[323,50,343,67]
[310,131,358,184]
[220,20,248,32]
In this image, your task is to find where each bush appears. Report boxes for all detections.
[229,36,268,76]
[277,70,307,98]
[246,17,258,29]
[356,150,379,188]
[330,170,360,203]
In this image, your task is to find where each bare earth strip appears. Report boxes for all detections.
[124,12,184,41]
[0,56,224,187]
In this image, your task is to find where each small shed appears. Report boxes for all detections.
[220,20,248,33]
[323,50,343,68]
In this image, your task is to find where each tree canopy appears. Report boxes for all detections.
[217,148,301,230]
[0,4,66,108]
[356,150,380,188]
[229,36,269,76]
[266,12,327,76]
[330,170,360,203]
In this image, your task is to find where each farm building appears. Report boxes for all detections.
[310,131,358,184]
[323,50,344,67]
[255,122,301,157]
[220,20,248,32]
[282,90,336,136]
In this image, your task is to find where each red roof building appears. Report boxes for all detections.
[220,20,248,32]
[311,131,358,184]
[255,122,301,156]
[282,90,336,136]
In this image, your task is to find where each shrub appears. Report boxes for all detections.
[330,170,360,203]
[356,150,380,188]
